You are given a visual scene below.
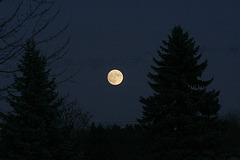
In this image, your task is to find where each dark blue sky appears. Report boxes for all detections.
[1,0,240,124]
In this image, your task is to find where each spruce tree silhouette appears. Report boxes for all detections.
[0,40,73,160]
[138,26,229,160]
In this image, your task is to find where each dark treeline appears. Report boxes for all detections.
[0,1,240,160]
[79,123,142,160]
[77,118,240,160]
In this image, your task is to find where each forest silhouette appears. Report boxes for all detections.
[0,1,240,160]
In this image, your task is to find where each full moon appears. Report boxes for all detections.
[107,69,123,85]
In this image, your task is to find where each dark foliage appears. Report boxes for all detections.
[220,115,240,158]
[0,40,74,160]
[80,123,142,160]
[137,26,230,160]
[0,0,70,98]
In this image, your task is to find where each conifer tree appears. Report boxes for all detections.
[138,26,229,160]
[0,40,73,160]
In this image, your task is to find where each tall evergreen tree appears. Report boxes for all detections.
[138,26,229,160]
[0,40,73,160]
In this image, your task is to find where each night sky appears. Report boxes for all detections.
[1,0,240,125]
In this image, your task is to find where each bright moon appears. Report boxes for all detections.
[107,69,123,85]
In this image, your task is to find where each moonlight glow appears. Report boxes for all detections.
[107,69,123,85]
